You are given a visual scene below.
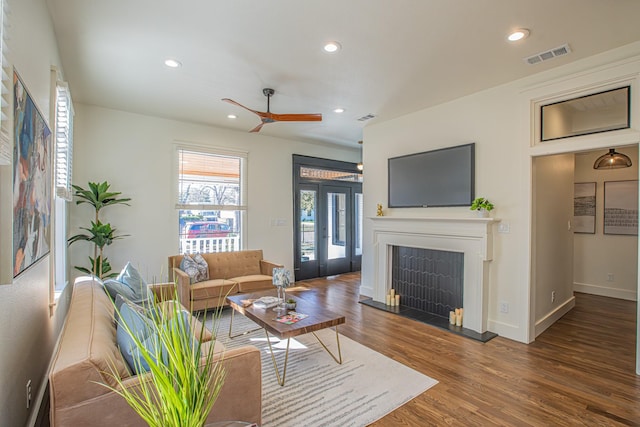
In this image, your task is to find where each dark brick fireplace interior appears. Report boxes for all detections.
[361,245,497,342]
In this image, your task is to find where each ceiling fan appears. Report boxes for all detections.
[222,88,322,133]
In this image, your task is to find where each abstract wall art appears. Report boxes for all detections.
[12,70,52,277]
[604,180,638,236]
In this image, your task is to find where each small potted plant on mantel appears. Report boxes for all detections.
[470,197,494,217]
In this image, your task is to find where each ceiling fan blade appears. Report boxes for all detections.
[249,122,265,133]
[269,113,323,122]
[222,98,265,117]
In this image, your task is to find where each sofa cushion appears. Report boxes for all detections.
[190,279,237,301]
[232,275,274,293]
[118,262,152,302]
[103,278,139,302]
[205,250,264,279]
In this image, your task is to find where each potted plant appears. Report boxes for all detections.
[285,298,297,310]
[104,291,226,427]
[470,197,494,217]
[68,181,131,278]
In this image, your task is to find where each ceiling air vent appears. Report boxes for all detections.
[524,43,571,65]
[357,113,376,122]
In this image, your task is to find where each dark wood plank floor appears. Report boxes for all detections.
[294,272,640,427]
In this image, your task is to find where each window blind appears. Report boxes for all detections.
[0,0,11,165]
[55,82,74,200]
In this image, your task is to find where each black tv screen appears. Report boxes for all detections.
[388,143,475,208]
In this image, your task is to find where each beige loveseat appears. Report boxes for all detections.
[49,276,262,426]
[168,249,282,312]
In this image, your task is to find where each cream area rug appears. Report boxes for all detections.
[205,310,438,427]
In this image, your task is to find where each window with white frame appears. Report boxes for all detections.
[176,146,247,254]
[53,79,74,295]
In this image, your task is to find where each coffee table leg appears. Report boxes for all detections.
[265,329,291,386]
[228,309,263,339]
[311,326,343,365]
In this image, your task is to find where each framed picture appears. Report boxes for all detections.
[604,180,638,236]
[12,70,52,277]
[573,182,596,234]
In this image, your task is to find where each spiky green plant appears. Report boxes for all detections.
[69,181,131,278]
[103,293,226,427]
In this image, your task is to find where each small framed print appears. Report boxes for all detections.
[604,180,638,236]
[573,182,596,234]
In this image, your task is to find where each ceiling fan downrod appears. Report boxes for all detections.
[263,88,274,112]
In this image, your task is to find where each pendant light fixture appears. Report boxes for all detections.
[593,148,632,170]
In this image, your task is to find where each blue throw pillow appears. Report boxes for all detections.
[117,262,152,304]
[116,302,156,374]
[104,278,138,302]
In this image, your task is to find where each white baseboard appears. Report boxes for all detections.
[359,285,374,299]
[487,319,527,343]
[535,296,576,338]
[573,282,637,301]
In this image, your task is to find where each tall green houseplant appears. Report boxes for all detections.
[69,181,131,279]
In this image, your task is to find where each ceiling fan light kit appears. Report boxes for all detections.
[222,88,322,133]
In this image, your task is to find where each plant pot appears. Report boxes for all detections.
[476,209,489,218]
[284,302,297,310]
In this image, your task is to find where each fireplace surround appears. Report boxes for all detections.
[367,216,497,335]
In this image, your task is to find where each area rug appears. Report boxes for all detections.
[204,310,438,427]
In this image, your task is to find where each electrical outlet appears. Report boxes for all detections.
[498,223,510,233]
[26,380,31,409]
[551,291,556,303]
[607,273,614,282]
[500,302,509,313]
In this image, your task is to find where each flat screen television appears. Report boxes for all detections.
[388,143,475,208]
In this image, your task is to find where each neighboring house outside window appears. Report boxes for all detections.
[176,146,247,254]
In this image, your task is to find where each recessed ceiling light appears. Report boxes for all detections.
[333,108,345,113]
[323,41,341,53]
[227,114,237,119]
[507,29,530,42]
[164,58,182,68]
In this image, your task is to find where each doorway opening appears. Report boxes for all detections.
[293,155,363,280]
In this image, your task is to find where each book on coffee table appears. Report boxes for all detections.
[275,312,308,324]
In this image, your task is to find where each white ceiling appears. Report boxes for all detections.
[45,0,640,148]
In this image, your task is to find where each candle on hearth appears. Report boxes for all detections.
[385,295,391,305]
[390,295,395,306]
[390,288,395,298]
[456,314,462,327]
[455,308,460,316]
[395,295,400,306]
[449,311,456,325]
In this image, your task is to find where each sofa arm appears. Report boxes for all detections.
[260,259,284,276]
[207,345,262,425]
[172,268,192,310]
[148,282,176,303]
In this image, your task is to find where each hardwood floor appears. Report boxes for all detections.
[294,272,640,426]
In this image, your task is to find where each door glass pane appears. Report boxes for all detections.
[327,192,346,260]
[300,190,316,262]
[355,193,363,256]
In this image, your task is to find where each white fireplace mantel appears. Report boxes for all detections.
[369,216,498,334]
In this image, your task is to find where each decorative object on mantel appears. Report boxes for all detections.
[385,288,400,306]
[272,267,292,312]
[593,148,632,170]
[376,203,384,216]
[470,197,494,217]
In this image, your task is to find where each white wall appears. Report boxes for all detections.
[0,0,66,426]
[574,146,639,300]
[70,105,359,282]
[362,42,640,343]
[532,153,575,336]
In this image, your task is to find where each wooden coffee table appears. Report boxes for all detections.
[226,290,345,386]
